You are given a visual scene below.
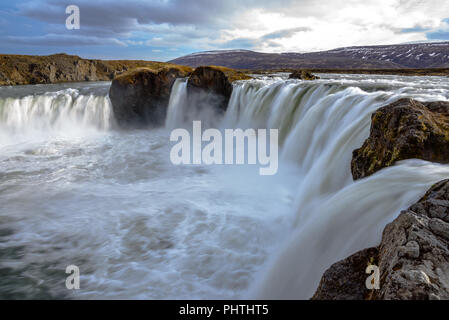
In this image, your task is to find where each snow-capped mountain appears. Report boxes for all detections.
[169,42,449,69]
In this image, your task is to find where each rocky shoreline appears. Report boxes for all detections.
[0,53,189,86]
[313,99,449,300]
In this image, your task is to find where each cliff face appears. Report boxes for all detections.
[313,179,449,300]
[187,66,237,113]
[352,99,449,180]
[108,65,250,128]
[109,66,192,127]
[0,54,186,86]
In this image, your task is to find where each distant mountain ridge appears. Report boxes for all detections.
[169,42,449,70]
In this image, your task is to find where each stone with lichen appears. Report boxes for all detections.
[352,98,449,180]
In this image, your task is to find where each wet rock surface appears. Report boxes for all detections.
[352,98,449,180]
[186,66,235,113]
[109,67,191,127]
[313,179,449,300]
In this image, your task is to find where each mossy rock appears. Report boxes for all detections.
[187,66,251,112]
[289,70,320,80]
[352,98,449,180]
[109,66,191,127]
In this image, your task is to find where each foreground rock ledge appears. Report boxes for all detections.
[109,66,191,127]
[352,98,449,180]
[313,179,449,300]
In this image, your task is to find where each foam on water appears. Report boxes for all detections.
[0,74,448,299]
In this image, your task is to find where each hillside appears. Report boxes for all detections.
[0,54,187,86]
[169,42,449,70]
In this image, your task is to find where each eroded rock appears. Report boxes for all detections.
[187,66,234,113]
[352,98,449,180]
[288,70,320,80]
[109,66,191,127]
[313,179,449,300]
[312,248,378,300]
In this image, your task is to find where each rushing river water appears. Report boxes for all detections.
[1,74,449,299]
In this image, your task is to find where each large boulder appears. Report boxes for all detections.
[289,70,320,80]
[186,66,250,113]
[312,248,378,300]
[352,98,449,180]
[109,66,191,127]
[313,179,449,300]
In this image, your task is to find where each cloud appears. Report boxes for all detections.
[261,27,312,40]
[3,33,127,47]
[2,0,449,59]
[426,17,449,40]
[401,26,431,33]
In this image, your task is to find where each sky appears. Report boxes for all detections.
[0,0,449,61]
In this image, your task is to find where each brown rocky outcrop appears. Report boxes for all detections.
[109,66,191,127]
[108,65,249,127]
[313,179,449,300]
[288,70,320,80]
[352,98,449,180]
[0,53,188,86]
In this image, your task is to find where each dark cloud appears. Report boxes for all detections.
[18,0,246,33]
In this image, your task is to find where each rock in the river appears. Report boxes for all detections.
[187,66,251,112]
[352,98,449,180]
[288,70,320,80]
[313,179,449,300]
[109,66,191,127]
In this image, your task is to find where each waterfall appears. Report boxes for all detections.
[0,88,115,138]
[165,78,188,129]
[219,78,449,299]
[2,76,448,299]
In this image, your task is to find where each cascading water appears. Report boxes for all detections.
[0,83,115,147]
[0,75,448,299]
[165,78,188,129]
[218,76,449,299]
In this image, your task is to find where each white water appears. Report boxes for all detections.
[0,75,448,299]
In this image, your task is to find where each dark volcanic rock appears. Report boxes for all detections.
[109,67,191,127]
[187,66,234,112]
[352,98,449,180]
[289,70,320,80]
[312,248,378,300]
[313,179,449,300]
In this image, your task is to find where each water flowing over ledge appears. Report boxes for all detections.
[0,74,449,299]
